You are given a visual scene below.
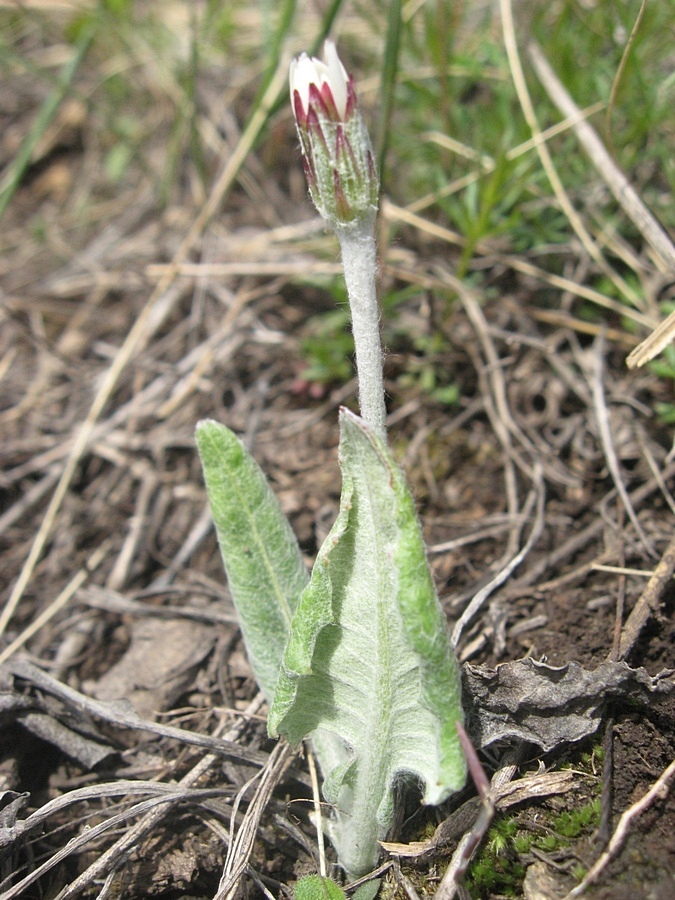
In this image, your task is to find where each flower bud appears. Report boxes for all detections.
[289,41,378,228]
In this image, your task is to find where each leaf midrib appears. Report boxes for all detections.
[208,426,296,628]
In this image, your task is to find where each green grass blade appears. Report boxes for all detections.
[307,0,346,56]
[256,0,297,105]
[376,0,402,183]
[0,24,94,221]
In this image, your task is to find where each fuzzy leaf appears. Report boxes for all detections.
[269,408,466,878]
[196,420,308,701]
[293,876,346,900]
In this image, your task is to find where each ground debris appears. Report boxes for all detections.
[3,657,269,766]
[84,616,216,721]
[0,663,117,769]
[463,657,674,751]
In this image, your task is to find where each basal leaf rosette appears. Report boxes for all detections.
[290,41,378,228]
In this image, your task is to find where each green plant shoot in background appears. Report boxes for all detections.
[196,42,466,879]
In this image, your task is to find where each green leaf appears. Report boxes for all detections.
[352,880,381,900]
[196,420,308,701]
[269,408,466,878]
[293,875,346,900]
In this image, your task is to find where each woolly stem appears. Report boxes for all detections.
[336,222,386,439]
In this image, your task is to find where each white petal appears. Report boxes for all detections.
[289,57,300,107]
[322,40,349,118]
[289,53,318,112]
[290,41,350,121]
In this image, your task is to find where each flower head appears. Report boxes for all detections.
[290,41,378,228]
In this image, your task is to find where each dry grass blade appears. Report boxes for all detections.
[625,308,675,369]
[432,270,547,649]
[79,584,238,625]
[215,740,294,900]
[0,542,108,665]
[50,694,266,899]
[507,458,675,595]
[2,780,204,842]
[0,466,60,537]
[451,470,545,650]
[382,200,652,327]
[526,38,675,369]
[500,0,643,312]
[588,336,655,557]
[0,56,289,639]
[1,787,231,900]
[307,744,328,878]
[527,41,675,275]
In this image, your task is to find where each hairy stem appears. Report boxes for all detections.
[337,222,386,439]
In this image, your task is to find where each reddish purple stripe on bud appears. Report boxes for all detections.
[293,89,308,129]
